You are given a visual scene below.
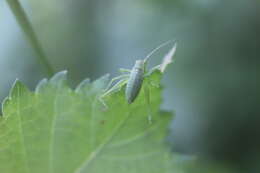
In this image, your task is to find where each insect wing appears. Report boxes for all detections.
[125,68,144,104]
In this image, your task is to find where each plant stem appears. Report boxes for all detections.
[6,0,54,77]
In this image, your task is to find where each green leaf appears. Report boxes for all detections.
[0,70,186,173]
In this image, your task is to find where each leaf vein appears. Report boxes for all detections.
[74,111,132,173]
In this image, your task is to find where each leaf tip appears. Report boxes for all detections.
[93,73,110,90]
[35,78,48,93]
[75,78,91,93]
[9,79,29,98]
[99,73,110,81]
[50,70,68,85]
[1,97,10,116]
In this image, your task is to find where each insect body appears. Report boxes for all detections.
[125,60,145,103]
[100,40,177,118]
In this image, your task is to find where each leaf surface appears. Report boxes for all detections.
[0,70,184,173]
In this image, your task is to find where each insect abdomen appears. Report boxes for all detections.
[125,67,144,104]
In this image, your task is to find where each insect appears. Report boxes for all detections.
[100,40,177,122]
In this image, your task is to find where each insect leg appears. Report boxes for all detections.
[142,65,161,89]
[104,74,129,91]
[100,77,129,109]
[98,97,109,110]
[144,82,152,124]
[145,64,161,76]
[102,77,129,97]
[119,68,131,73]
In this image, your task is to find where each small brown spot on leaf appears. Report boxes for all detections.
[100,120,105,125]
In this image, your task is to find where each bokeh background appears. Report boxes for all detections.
[1,0,259,172]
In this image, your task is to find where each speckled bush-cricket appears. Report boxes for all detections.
[100,40,177,122]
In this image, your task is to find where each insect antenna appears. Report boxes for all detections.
[143,40,176,63]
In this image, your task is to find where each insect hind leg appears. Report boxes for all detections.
[104,74,129,92]
[144,83,153,124]
[98,96,108,110]
[100,78,129,109]
[119,68,131,73]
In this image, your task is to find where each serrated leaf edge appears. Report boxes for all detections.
[9,79,30,99]
[75,78,91,93]
[49,70,68,84]
[35,78,48,93]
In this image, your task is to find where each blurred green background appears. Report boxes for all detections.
[0,0,259,172]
